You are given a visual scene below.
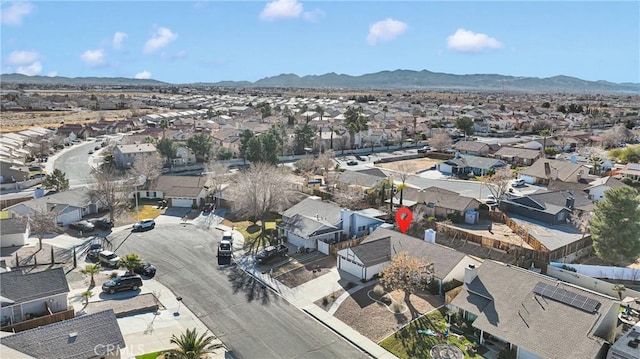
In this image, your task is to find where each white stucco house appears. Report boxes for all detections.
[0,218,29,248]
[337,227,482,290]
[584,176,628,201]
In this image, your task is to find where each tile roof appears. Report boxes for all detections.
[356,227,468,278]
[450,261,614,359]
[1,309,125,359]
[1,267,69,305]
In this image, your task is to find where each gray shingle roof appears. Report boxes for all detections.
[150,175,210,197]
[450,261,614,359]
[494,146,541,160]
[518,158,591,182]
[397,186,479,212]
[282,197,342,225]
[357,227,467,278]
[1,267,69,305]
[339,170,384,188]
[6,187,95,214]
[2,309,125,359]
[453,141,490,152]
[0,218,27,235]
[280,214,340,238]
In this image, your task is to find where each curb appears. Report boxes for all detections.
[302,308,376,359]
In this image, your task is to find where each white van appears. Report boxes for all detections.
[512,178,526,187]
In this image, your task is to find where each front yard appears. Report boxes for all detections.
[379,309,486,359]
[333,284,444,342]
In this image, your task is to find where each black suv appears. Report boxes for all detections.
[86,238,103,261]
[102,275,143,294]
[132,262,156,278]
[90,218,114,230]
[69,220,95,232]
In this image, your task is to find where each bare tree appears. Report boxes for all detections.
[316,149,336,175]
[571,210,594,238]
[90,169,129,223]
[205,161,229,207]
[394,163,413,206]
[131,153,163,184]
[335,134,350,156]
[17,209,62,251]
[332,184,367,210]
[294,157,315,175]
[231,163,295,233]
[482,166,514,205]
[380,251,432,319]
[430,133,452,151]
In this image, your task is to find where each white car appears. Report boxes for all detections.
[485,195,497,205]
[132,219,156,231]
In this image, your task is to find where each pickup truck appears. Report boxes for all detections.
[217,240,233,265]
[255,244,288,264]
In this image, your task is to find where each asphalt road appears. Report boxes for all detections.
[108,223,368,359]
[54,141,99,187]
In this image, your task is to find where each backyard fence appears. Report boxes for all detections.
[329,237,365,257]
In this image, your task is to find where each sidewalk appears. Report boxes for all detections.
[233,249,398,359]
[69,271,227,359]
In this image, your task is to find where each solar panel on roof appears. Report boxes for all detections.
[533,282,601,313]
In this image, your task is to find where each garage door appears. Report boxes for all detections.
[171,198,193,207]
[338,256,364,279]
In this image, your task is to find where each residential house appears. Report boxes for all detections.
[147,175,211,208]
[453,141,493,156]
[337,170,387,193]
[438,155,507,177]
[1,268,73,332]
[336,227,482,288]
[113,143,157,168]
[1,309,125,358]
[517,158,591,185]
[171,146,197,166]
[55,124,85,141]
[278,197,386,254]
[5,187,103,226]
[0,158,28,183]
[617,163,640,182]
[0,218,29,247]
[396,186,481,220]
[500,189,594,224]
[493,146,541,166]
[607,322,640,359]
[449,261,617,359]
[584,176,628,201]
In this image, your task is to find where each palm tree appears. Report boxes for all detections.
[165,328,215,359]
[80,264,101,287]
[119,253,142,274]
[81,290,93,306]
[613,284,626,300]
[159,119,170,139]
[345,106,368,149]
[540,129,551,157]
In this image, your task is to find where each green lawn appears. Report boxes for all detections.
[379,309,485,359]
[135,350,164,359]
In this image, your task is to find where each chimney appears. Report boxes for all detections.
[565,196,575,211]
[544,162,551,177]
[464,264,478,284]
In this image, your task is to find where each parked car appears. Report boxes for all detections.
[101,274,143,294]
[355,154,365,161]
[485,195,497,205]
[90,218,114,230]
[255,244,288,264]
[88,150,94,154]
[86,238,103,261]
[346,160,358,166]
[29,173,46,180]
[222,231,233,243]
[132,219,155,231]
[94,145,100,151]
[132,262,156,278]
[69,220,95,232]
[417,146,431,154]
[512,178,526,187]
[97,250,120,267]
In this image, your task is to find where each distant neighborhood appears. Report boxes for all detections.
[1,85,640,359]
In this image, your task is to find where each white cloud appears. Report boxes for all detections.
[80,49,106,67]
[446,28,503,53]
[366,18,408,45]
[143,27,177,54]
[7,50,39,65]
[134,70,152,79]
[259,0,302,21]
[1,2,34,26]
[47,71,57,77]
[17,61,41,76]
[113,32,128,49]
[302,8,324,22]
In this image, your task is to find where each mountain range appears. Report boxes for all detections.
[2,70,639,93]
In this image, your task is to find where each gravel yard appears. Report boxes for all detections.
[334,284,444,342]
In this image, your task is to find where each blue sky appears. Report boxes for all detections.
[1,1,639,84]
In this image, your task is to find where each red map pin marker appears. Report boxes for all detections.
[395,207,413,234]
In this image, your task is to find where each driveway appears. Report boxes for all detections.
[106,223,367,359]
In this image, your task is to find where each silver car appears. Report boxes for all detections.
[132,219,155,231]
